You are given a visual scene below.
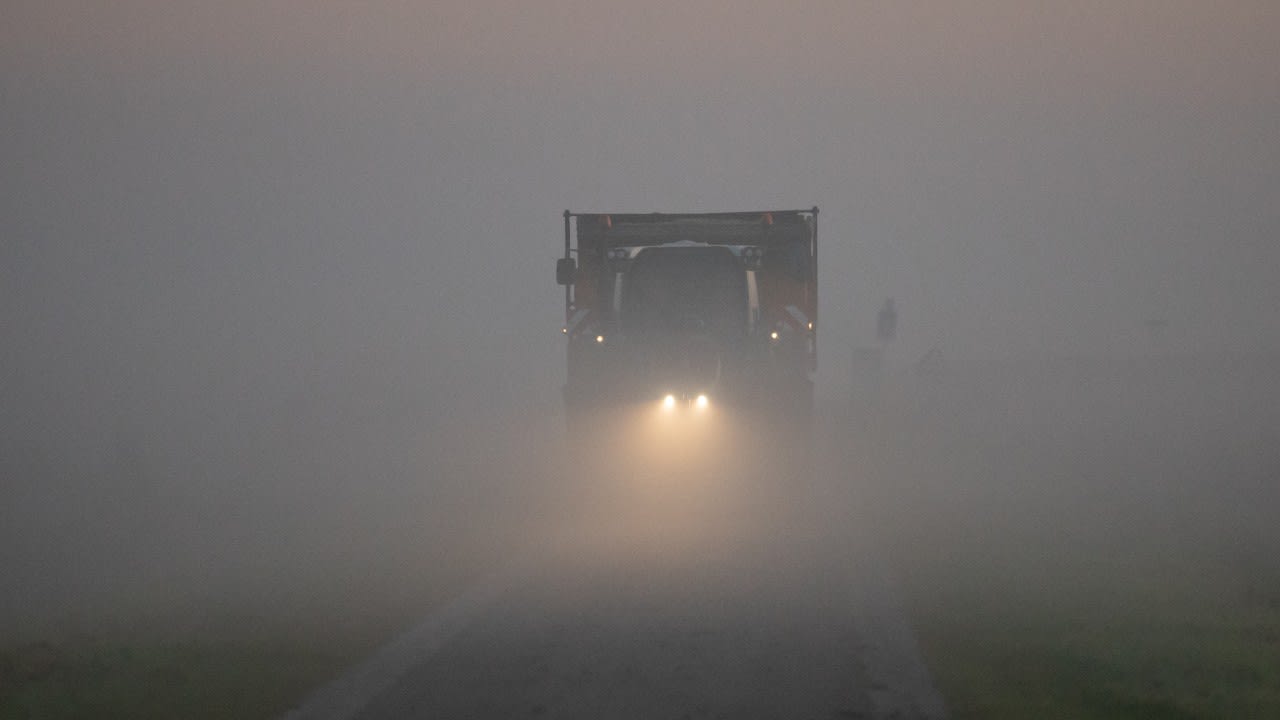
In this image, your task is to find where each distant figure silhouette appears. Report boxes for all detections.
[877,297,897,342]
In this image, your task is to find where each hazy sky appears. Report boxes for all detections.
[4,1,1279,448]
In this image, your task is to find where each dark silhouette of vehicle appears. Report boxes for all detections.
[555,209,818,422]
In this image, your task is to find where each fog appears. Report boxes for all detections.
[2,1,1278,706]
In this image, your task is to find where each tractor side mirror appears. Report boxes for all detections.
[556,257,576,286]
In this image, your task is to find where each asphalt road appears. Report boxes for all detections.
[284,445,948,720]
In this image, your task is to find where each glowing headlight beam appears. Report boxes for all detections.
[694,394,709,410]
[662,394,677,410]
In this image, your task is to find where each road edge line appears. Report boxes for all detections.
[280,566,519,720]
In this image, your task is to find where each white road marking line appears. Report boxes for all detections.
[850,556,951,720]
[280,566,522,720]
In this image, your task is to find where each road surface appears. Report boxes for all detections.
[285,418,948,719]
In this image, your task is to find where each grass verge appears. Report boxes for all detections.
[0,632,357,720]
[910,572,1280,719]
[891,449,1280,718]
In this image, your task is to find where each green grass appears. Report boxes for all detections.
[896,491,1280,719]
[915,608,1280,720]
[0,634,357,720]
[853,377,1280,720]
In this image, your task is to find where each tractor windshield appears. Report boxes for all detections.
[621,246,746,338]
